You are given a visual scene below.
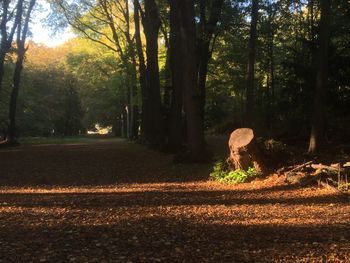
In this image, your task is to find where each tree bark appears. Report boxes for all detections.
[170,0,208,161]
[166,0,184,152]
[0,0,19,100]
[142,0,164,148]
[8,0,36,144]
[197,0,224,133]
[134,0,148,142]
[266,3,275,131]
[245,0,259,127]
[124,0,138,139]
[308,0,331,154]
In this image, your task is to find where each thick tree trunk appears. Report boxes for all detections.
[7,53,24,143]
[0,0,19,100]
[7,0,36,144]
[167,0,184,152]
[170,0,208,161]
[245,0,259,127]
[143,0,164,148]
[0,0,9,98]
[308,0,331,154]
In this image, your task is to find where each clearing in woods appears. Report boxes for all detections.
[0,138,349,262]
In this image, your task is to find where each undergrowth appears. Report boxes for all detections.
[210,160,260,184]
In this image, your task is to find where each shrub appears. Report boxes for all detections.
[210,160,260,184]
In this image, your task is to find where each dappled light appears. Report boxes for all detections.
[0,0,349,261]
[1,139,350,261]
[1,182,349,261]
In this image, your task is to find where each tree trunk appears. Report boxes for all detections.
[166,0,184,152]
[170,0,208,161]
[0,0,19,100]
[228,128,265,173]
[245,0,259,127]
[308,0,331,154]
[134,0,148,142]
[143,0,164,148]
[266,5,275,131]
[124,0,138,140]
[0,52,6,97]
[197,0,224,133]
[8,0,36,144]
[7,52,24,143]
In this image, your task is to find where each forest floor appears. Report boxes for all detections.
[0,138,349,262]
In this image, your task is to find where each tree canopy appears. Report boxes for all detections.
[0,0,348,155]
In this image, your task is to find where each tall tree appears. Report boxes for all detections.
[197,0,224,132]
[140,0,164,148]
[308,0,331,153]
[53,0,138,139]
[8,0,36,143]
[167,0,184,152]
[0,0,19,100]
[133,0,148,139]
[169,0,207,161]
[245,0,259,126]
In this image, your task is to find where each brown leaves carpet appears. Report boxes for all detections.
[0,140,349,262]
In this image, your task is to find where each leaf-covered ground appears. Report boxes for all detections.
[0,139,349,262]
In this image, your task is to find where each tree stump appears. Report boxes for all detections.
[228,128,265,173]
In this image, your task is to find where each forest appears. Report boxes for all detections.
[0,0,348,154]
[0,0,349,262]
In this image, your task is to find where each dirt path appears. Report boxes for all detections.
[0,140,349,262]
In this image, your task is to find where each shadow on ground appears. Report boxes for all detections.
[0,140,211,186]
[0,214,349,262]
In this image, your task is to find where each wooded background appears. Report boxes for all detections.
[0,0,349,158]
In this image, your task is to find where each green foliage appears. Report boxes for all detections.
[0,40,126,138]
[210,160,259,184]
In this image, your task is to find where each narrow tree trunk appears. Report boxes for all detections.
[125,101,130,139]
[266,6,275,131]
[124,0,138,139]
[308,0,315,42]
[245,0,259,127]
[121,111,127,138]
[134,0,148,142]
[0,52,6,97]
[308,0,331,154]
[197,0,224,133]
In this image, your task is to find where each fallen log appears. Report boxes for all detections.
[311,164,344,172]
[285,161,313,176]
